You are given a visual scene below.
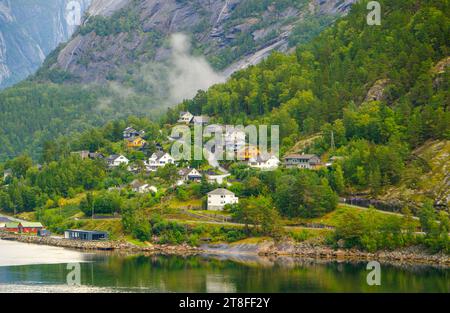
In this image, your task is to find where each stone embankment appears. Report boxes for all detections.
[0,232,202,255]
[256,241,450,266]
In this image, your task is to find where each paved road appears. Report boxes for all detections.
[0,212,26,223]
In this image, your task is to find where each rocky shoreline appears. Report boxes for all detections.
[256,241,450,266]
[1,233,448,266]
[0,233,202,255]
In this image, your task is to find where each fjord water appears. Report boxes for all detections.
[0,240,448,293]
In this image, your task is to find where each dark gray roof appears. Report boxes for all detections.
[153,151,166,160]
[284,154,319,160]
[107,154,120,161]
[193,115,210,124]
[66,229,108,235]
[207,188,235,196]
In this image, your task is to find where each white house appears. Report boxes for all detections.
[283,153,321,169]
[177,168,203,185]
[207,188,238,211]
[107,155,129,167]
[248,154,280,171]
[146,152,175,171]
[178,111,194,124]
[130,180,158,194]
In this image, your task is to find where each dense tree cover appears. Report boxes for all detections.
[0,82,167,161]
[228,164,339,219]
[79,4,141,36]
[228,195,282,237]
[172,0,449,197]
[177,0,448,137]
[334,204,449,253]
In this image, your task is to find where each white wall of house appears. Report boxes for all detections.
[110,156,129,167]
[207,194,238,211]
[146,153,175,171]
[178,112,194,124]
[249,156,280,170]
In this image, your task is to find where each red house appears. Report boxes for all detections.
[19,222,44,234]
[4,222,20,232]
[2,222,43,234]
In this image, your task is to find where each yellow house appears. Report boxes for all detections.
[237,145,260,160]
[126,136,147,148]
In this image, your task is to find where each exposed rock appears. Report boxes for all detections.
[88,0,129,17]
[0,0,91,89]
[432,56,450,88]
[49,0,357,84]
[204,239,449,266]
[364,78,391,102]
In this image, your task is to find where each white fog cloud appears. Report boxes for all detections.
[168,33,225,104]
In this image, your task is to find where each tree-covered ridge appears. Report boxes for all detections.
[176,0,448,129]
[0,82,168,161]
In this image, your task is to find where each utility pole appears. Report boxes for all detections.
[331,130,336,151]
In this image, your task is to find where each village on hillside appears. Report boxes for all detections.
[0,110,341,241]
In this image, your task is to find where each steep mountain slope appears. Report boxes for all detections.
[41,0,355,85]
[0,0,92,89]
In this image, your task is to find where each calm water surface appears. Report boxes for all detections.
[0,239,448,293]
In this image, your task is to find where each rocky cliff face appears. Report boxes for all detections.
[46,0,356,85]
[0,0,91,89]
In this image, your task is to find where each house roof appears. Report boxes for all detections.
[0,217,11,223]
[107,154,120,161]
[187,169,202,177]
[5,222,20,228]
[180,168,202,178]
[107,154,127,161]
[152,151,172,161]
[66,229,108,235]
[250,154,278,163]
[21,222,43,228]
[284,154,319,160]
[89,152,104,159]
[207,188,235,196]
[125,136,145,142]
[124,127,145,135]
[193,115,210,124]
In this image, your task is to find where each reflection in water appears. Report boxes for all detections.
[0,251,448,293]
[0,239,95,266]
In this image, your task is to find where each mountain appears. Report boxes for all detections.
[0,0,356,160]
[0,0,92,89]
[39,0,355,86]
